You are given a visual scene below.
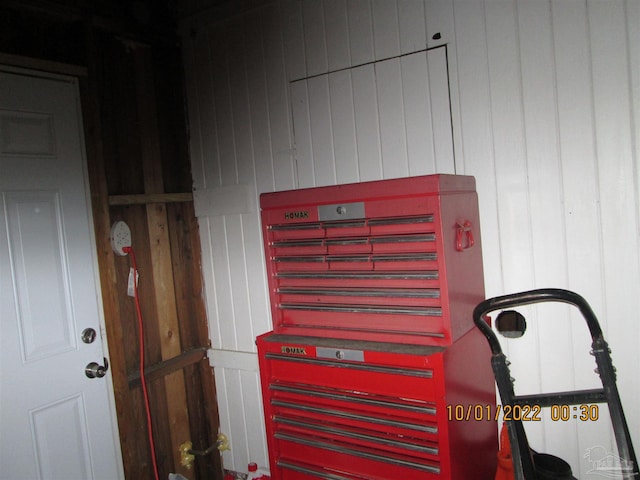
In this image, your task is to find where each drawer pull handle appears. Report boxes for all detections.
[265,353,434,378]
[275,432,441,474]
[270,384,437,415]
[274,416,439,455]
[277,460,352,480]
[271,400,438,433]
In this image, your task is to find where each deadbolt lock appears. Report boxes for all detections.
[81,328,97,344]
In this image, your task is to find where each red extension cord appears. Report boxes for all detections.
[124,246,160,480]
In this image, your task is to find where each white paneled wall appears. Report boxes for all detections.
[290,46,455,186]
[181,0,640,476]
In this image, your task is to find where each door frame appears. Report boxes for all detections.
[0,53,125,478]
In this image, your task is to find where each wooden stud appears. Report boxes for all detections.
[127,347,207,387]
[133,43,193,479]
[108,192,193,206]
[169,201,223,478]
[81,28,142,479]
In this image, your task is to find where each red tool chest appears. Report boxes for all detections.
[257,175,498,479]
[257,330,497,479]
[259,174,484,346]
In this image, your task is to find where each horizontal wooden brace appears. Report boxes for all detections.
[128,346,208,388]
[108,192,193,206]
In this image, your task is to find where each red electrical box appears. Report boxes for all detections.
[258,175,498,479]
[260,174,484,346]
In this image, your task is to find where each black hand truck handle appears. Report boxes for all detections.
[473,288,638,480]
[473,288,602,355]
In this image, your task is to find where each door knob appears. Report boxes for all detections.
[85,358,109,379]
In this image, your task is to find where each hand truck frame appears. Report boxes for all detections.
[473,288,638,480]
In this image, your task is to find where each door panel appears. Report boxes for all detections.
[5,190,75,361]
[0,68,123,480]
[31,394,93,479]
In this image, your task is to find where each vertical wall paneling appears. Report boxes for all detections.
[347,0,375,66]
[226,216,253,352]
[557,12,614,472]
[281,0,307,82]
[449,0,503,297]
[376,57,410,178]
[323,0,351,71]
[226,15,269,353]
[400,52,436,176]
[628,1,640,230]
[290,48,453,186]
[244,9,276,196]
[212,351,266,473]
[181,0,640,474]
[232,369,263,468]
[236,11,272,352]
[351,64,383,181]
[213,368,233,469]
[228,24,253,187]
[625,0,640,452]
[548,2,613,467]
[218,369,247,471]
[308,74,337,186]
[483,2,543,453]
[253,2,290,343]
[263,4,296,191]
[328,70,360,184]
[550,0,604,412]
[484,0,533,292]
[589,0,638,335]
[398,0,426,54]
[198,222,221,348]
[240,211,271,350]
[631,0,640,231]
[209,217,235,349]
[425,0,454,48]
[301,0,327,77]
[372,0,400,60]
[517,0,576,463]
[212,25,238,186]
[240,370,269,469]
[426,0,463,173]
[289,80,313,187]
[588,3,640,474]
[199,33,222,190]
[426,48,455,174]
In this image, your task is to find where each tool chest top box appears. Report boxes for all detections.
[259,174,485,346]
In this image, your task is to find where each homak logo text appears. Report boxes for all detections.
[281,346,307,355]
[284,210,309,220]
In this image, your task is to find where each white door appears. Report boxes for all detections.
[0,68,123,479]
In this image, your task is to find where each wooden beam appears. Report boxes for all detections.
[169,201,224,479]
[134,43,192,478]
[128,347,207,387]
[80,27,137,478]
[108,192,193,206]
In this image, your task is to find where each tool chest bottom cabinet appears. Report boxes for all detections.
[257,328,498,480]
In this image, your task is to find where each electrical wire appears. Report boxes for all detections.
[124,246,160,480]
